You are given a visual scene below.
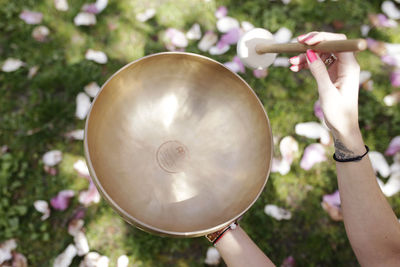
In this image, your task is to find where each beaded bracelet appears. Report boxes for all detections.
[333,145,369,162]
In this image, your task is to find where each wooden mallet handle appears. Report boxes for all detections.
[255,39,367,54]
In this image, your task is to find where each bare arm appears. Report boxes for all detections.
[215,225,275,267]
[290,32,400,266]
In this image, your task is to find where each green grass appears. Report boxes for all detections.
[1,0,400,266]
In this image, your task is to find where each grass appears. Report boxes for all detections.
[1,0,400,266]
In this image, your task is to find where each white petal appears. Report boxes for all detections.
[43,150,63,167]
[383,91,400,106]
[295,122,330,145]
[19,10,43,25]
[216,16,239,33]
[28,65,40,79]
[73,159,91,179]
[271,157,290,175]
[65,129,85,140]
[84,82,101,98]
[117,255,129,267]
[360,24,370,37]
[359,70,372,84]
[75,92,91,120]
[385,43,400,55]
[274,27,292,44]
[136,8,156,22]
[198,31,218,52]
[74,12,96,26]
[300,143,327,170]
[34,200,50,220]
[382,1,400,19]
[165,28,188,48]
[280,136,299,164]
[0,239,17,265]
[281,0,291,4]
[369,151,390,178]
[68,219,84,236]
[186,23,202,40]
[273,57,290,67]
[80,252,109,267]
[381,172,400,197]
[85,49,107,64]
[55,0,69,11]
[32,25,50,42]
[209,44,230,55]
[204,247,220,265]
[95,0,108,13]
[53,244,77,267]
[2,58,24,72]
[241,21,254,32]
[264,204,291,220]
[74,231,89,256]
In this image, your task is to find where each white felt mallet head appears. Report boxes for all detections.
[237,28,277,70]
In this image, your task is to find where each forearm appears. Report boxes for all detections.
[215,226,275,267]
[334,130,400,266]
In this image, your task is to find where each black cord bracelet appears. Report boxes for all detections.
[333,145,369,162]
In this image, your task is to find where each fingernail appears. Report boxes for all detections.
[298,34,306,40]
[303,35,314,42]
[289,56,298,64]
[290,65,298,72]
[306,49,317,63]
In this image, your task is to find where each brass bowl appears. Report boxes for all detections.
[84,52,272,237]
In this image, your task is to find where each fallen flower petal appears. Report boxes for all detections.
[391,69,400,87]
[75,92,91,120]
[281,256,296,267]
[85,49,107,64]
[80,252,109,267]
[295,122,330,145]
[50,190,75,211]
[321,201,343,221]
[2,58,24,72]
[19,10,43,24]
[323,190,341,207]
[215,6,227,19]
[44,165,57,176]
[0,239,17,264]
[209,44,230,55]
[367,38,386,56]
[233,56,245,73]
[273,57,290,67]
[204,247,220,265]
[198,31,218,52]
[383,91,400,106]
[186,23,201,40]
[12,252,28,267]
[79,182,101,206]
[216,16,239,33]
[73,159,91,179]
[84,82,100,98]
[136,8,156,22]
[68,219,84,236]
[65,129,85,140]
[253,68,268,78]
[241,21,254,32]
[360,24,370,37]
[33,200,50,220]
[53,244,77,267]
[280,136,299,164]
[382,1,400,20]
[369,151,390,178]
[380,172,400,197]
[117,255,129,267]
[165,28,188,50]
[300,143,327,170]
[95,0,108,13]
[271,157,290,175]
[314,100,324,120]
[82,3,98,14]
[74,231,89,256]
[264,204,291,220]
[74,12,96,26]
[220,28,241,46]
[274,27,292,44]
[43,150,62,167]
[385,136,400,156]
[32,25,50,42]
[55,0,69,11]
[28,65,39,79]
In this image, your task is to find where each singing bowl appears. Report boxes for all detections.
[84,52,273,237]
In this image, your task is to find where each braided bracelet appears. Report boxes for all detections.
[333,145,369,162]
[205,222,238,246]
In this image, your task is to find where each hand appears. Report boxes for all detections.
[289,32,362,149]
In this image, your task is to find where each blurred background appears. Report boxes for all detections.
[1,0,400,266]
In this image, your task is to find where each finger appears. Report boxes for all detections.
[303,32,347,45]
[306,49,335,98]
[290,63,307,72]
[289,54,306,65]
[297,32,318,43]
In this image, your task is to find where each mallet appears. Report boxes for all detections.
[237,28,367,69]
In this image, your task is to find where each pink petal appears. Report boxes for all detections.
[44,165,57,176]
[32,26,50,42]
[73,159,91,180]
[314,100,324,120]
[322,190,341,207]
[165,28,188,49]
[42,150,63,167]
[186,23,201,40]
[385,136,400,156]
[209,43,230,55]
[50,190,75,211]
[198,31,218,51]
[377,14,398,27]
[136,8,156,22]
[19,10,43,25]
[68,219,84,236]
[0,239,17,264]
[281,256,296,267]
[215,6,228,19]
[253,68,268,78]
[12,252,28,267]
[233,56,245,73]
[295,122,330,145]
[271,157,290,175]
[82,3,98,14]
[280,136,299,164]
[300,143,327,170]
[220,27,241,45]
[391,70,400,87]
[79,182,100,206]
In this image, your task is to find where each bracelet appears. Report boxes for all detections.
[205,222,238,246]
[333,145,369,162]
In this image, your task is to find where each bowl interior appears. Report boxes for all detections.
[85,53,272,237]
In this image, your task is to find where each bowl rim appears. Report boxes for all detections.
[84,52,273,237]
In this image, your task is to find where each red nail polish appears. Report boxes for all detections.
[303,35,314,42]
[306,49,317,63]
[298,34,306,40]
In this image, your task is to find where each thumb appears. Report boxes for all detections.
[306,50,334,97]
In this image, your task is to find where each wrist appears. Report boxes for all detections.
[333,128,366,156]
